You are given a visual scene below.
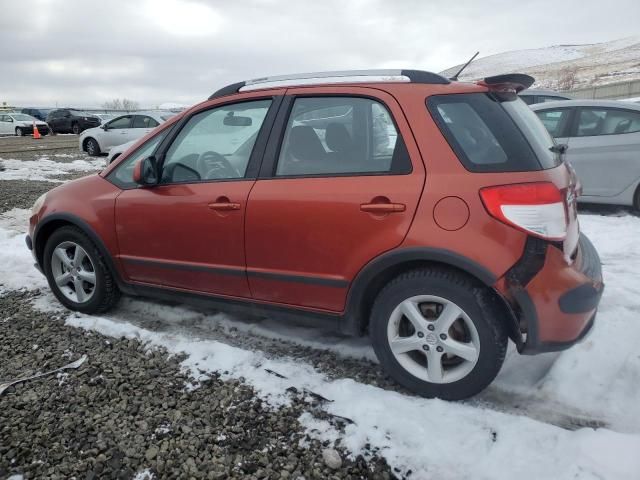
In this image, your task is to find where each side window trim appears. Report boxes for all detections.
[154,95,284,183]
[258,94,412,179]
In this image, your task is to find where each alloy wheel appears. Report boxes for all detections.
[50,241,97,303]
[387,295,480,384]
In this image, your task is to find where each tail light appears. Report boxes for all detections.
[480,182,567,241]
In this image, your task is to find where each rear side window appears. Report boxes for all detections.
[428,93,560,172]
[275,96,410,176]
[535,109,572,137]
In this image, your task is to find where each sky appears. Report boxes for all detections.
[1,0,639,108]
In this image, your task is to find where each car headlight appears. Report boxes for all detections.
[31,193,47,215]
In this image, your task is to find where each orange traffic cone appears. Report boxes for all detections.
[33,121,41,139]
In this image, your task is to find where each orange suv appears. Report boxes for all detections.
[26,70,603,399]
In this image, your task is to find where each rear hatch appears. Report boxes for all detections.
[427,77,580,260]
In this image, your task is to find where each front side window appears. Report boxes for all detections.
[275,96,410,176]
[534,108,572,137]
[161,99,271,183]
[576,107,640,136]
[107,130,170,188]
[107,116,132,129]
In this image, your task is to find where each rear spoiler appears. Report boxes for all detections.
[477,74,535,93]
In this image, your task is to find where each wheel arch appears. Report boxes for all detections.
[34,213,125,289]
[342,248,516,339]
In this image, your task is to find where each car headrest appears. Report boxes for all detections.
[326,123,353,153]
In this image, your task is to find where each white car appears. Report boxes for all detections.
[79,111,174,156]
[106,139,136,166]
[0,112,49,136]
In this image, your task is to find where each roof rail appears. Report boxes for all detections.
[208,69,450,100]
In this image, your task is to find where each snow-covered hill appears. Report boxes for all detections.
[441,36,640,90]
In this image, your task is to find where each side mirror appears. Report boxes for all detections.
[101,124,108,130]
[133,156,160,186]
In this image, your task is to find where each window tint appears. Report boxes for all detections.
[576,107,640,136]
[107,130,169,189]
[428,93,557,172]
[276,97,409,176]
[107,116,132,129]
[535,108,572,137]
[519,94,536,105]
[132,115,159,128]
[161,99,271,183]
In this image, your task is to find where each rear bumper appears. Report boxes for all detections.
[500,233,603,355]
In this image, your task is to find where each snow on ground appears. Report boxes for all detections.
[2,201,640,478]
[0,155,103,182]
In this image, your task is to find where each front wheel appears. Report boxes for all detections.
[85,138,100,156]
[43,226,120,314]
[15,127,23,136]
[370,268,507,400]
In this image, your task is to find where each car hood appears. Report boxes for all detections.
[80,126,102,138]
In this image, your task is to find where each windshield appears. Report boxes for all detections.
[12,114,35,121]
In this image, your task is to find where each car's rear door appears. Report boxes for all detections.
[565,106,640,197]
[130,115,159,143]
[244,87,425,312]
[114,92,283,298]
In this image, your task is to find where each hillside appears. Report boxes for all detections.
[440,36,640,90]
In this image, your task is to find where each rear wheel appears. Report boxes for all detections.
[370,268,507,400]
[72,123,80,135]
[43,226,120,314]
[85,138,100,156]
[15,127,23,136]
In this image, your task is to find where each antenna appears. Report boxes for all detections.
[450,51,480,81]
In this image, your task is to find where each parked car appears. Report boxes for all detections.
[26,70,603,400]
[79,111,174,156]
[106,140,136,165]
[21,108,54,122]
[46,109,101,134]
[531,99,640,209]
[0,112,49,136]
[95,113,116,123]
[519,89,572,105]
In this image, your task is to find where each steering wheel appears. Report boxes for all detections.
[196,151,239,179]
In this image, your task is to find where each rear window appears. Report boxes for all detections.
[427,93,561,172]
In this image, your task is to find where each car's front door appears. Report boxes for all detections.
[244,88,425,312]
[102,115,133,150]
[565,106,640,197]
[114,95,280,298]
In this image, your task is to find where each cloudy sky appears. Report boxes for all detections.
[1,0,639,108]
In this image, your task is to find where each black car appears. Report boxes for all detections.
[21,107,54,122]
[46,109,101,134]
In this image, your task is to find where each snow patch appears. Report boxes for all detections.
[0,156,103,182]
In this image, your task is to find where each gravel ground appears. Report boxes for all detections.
[0,151,399,479]
[0,292,396,480]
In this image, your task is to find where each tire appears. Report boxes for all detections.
[72,123,80,135]
[85,138,101,156]
[43,226,120,314]
[633,185,640,212]
[109,153,121,164]
[15,127,23,136]
[370,267,507,400]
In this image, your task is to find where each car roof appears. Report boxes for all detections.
[520,89,571,97]
[530,99,640,111]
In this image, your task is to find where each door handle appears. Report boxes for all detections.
[208,201,241,211]
[360,202,405,213]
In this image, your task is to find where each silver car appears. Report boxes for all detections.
[519,89,572,105]
[531,100,640,209]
